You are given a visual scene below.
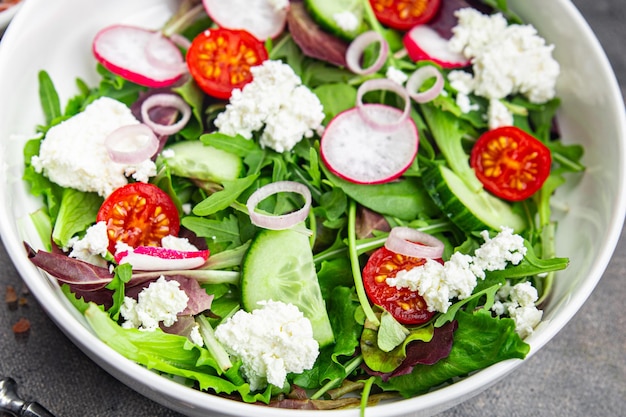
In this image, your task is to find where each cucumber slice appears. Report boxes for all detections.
[304,0,363,41]
[423,164,527,233]
[159,141,243,183]
[241,228,335,347]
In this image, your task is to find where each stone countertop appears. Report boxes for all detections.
[1,0,625,416]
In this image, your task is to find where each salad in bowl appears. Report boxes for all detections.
[1,0,622,416]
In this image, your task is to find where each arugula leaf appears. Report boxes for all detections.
[38,71,61,125]
[192,174,259,216]
[105,263,133,320]
[182,214,242,250]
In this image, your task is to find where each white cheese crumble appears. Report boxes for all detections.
[189,323,204,347]
[492,281,543,338]
[487,98,514,129]
[386,66,409,85]
[161,235,200,251]
[31,97,157,197]
[333,11,359,32]
[447,8,560,128]
[214,60,325,153]
[120,276,189,331]
[214,300,319,391]
[386,227,527,313]
[66,221,109,266]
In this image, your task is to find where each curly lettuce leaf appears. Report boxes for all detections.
[378,309,529,397]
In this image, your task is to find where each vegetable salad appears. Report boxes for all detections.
[22,0,584,412]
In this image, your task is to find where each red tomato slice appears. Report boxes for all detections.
[362,246,438,325]
[369,0,442,31]
[186,28,268,99]
[96,183,180,254]
[470,126,552,202]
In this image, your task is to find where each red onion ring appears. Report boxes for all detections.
[356,78,411,131]
[346,30,389,75]
[246,181,312,230]
[146,32,189,75]
[406,65,444,104]
[384,227,445,259]
[140,93,192,136]
[104,123,159,164]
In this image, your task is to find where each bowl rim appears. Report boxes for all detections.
[0,0,624,416]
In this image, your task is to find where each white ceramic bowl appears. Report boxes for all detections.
[0,0,624,416]
[0,1,21,31]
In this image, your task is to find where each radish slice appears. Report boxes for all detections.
[406,65,445,103]
[104,124,159,164]
[140,93,191,136]
[115,246,210,271]
[356,78,411,132]
[384,227,444,259]
[246,181,312,230]
[346,30,389,75]
[202,0,288,41]
[93,25,186,88]
[320,105,418,184]
[403,25,469,69]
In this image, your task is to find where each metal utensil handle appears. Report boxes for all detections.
[0,377,56,417]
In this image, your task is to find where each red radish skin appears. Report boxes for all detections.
[202,0,288,41]
[403,25,469,69]
[93,25,185,88]
[320,105,419,185]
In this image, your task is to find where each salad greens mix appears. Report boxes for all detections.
[22,0,584,412]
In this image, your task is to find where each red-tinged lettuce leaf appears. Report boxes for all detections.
[25,242,113,291]
[286,1,349,68]
[371,320,458,381]
[428,0,472,39]
[377,309,530,396]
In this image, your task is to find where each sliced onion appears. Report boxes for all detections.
[169,33,192,50]
[104,124,159,164]
[246,181,312,230]
[356,78,411,131]
[406,65,444,103]
[140,93,191,136]
[346,30,389,75]
[384,227,444,259]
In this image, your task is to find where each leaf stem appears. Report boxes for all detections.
[348,201,380,327]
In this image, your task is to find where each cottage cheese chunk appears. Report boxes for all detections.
[214,60,325,153]
[31,97,156,197]
[387,227,528,314]
[333,10,359,32]
[386,66,409,85]
[120,276,189,331]
[66,221,109,267]
[492,281,543,338]
[447,8,559,127]
[449,8,559,104]
[214,300,319,391]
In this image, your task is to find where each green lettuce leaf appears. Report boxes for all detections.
[378,309,529,397]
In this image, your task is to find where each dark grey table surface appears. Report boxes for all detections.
[1,0,625,416]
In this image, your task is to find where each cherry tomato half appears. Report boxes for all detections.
[97,183,180,254]
[362,247,438,325]
[369,0,442,31]
[470,126,552,202]
[186,28,268,99]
